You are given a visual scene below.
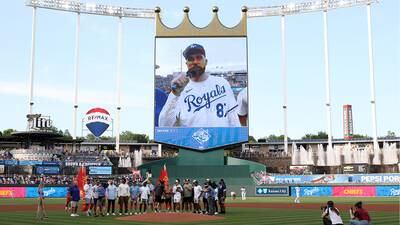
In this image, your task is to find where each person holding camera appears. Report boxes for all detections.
[321,201,344,225]
[349,201,371,225]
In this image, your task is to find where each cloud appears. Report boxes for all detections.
[0,81,152,109]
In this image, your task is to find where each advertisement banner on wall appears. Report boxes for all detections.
[352,174,400,183]
[290,186,333,197]
[376,186,400,197]
[0,187,26,198]
[19,160,42,166]
[4,160,18,165]
[332,186,376,197]
[264,174,400,184]
[26,187,67,198]
[42,161,61,166]
[89,166,112,175]
[255,186,289,196]
[36,166,60,175]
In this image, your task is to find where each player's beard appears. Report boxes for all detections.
[186,65,205,79]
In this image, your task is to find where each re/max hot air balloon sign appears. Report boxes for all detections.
[84,108,112,137]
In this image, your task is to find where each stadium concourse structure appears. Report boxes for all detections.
[1,133,398,176]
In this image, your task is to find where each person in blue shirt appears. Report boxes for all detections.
[106,180,117,216]
[69,180,81,217]
[129,181,140,215]
[36,182,48,220]
[95,181,106,217]
[204,182,216,215]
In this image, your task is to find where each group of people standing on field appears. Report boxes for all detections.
[170,178,227,215]
[64,177,227,217]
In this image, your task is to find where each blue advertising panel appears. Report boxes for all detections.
[155,127,248,150]
[376,186,400,197]
[4,160,18,165]
[89,166,112,175]
[0,160,4,165]
[272,175,350,184]
[154,37,249,150]
[42,161,61,166]
[255,186,289,196]
[290,186,333,197]
[26,187,67,198]
[19,160,42,166]
[36,166,60,175]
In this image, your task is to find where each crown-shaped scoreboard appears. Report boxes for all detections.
[154,6,249,151]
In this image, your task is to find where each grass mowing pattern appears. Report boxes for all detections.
[0,197,398,225]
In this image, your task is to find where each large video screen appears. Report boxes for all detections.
[154,37,248,150]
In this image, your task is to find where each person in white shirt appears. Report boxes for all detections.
[83,179,94,216]
[158,43,241,128]
[230,191,236,200]
[321,201,344,225]
[294,185,301,203]
[240,187,246,200]
[92,182,99,215]
[193,180,202,214]
[139,183,150,214]
[117,178,130,215]
[172,179,182,212]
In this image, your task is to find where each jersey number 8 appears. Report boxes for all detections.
[216,103,224,118]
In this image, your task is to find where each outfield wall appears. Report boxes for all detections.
[0,186,67,198]
[287,185,400,197]
[0,184,398,198]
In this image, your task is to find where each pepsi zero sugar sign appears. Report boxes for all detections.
[154,37,249,150]
[255,186,289,196]
[85,108,111,137]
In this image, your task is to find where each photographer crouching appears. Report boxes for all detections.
[349,201,372,225]
[321,201,344,225]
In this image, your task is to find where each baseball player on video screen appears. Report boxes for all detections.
[158,43,241,127]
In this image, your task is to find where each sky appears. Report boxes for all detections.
[0,0,398,140]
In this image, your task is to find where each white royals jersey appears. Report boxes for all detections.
[159,74,241,127]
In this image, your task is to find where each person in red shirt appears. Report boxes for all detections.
[349,201,371,225]
[65,185,71,212]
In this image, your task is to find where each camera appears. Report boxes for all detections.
[320,206,327,210]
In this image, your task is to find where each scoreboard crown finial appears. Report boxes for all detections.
[155,6,247,37]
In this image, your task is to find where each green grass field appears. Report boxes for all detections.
[0,197,398,225]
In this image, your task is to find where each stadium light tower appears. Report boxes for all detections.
[26,0,155,18]
[248,0,378,156]
[25,0,154,153]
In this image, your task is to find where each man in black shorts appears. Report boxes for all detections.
[154,180,165,212]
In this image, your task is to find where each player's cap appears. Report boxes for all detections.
[183,43,205,59]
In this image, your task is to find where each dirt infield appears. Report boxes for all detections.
[117,212,224,223]
[227,203,399,212]
[0,202,397,213]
